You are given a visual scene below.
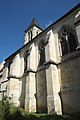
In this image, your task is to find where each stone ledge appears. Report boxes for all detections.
[8,74,20,79]
[21,68,36,77]
[37,60,58,72]
[24,68,36,73]
[1,79,8,83]
[44,60,57,66]
[59,50,80,64]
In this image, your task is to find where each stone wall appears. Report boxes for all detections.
[0,61,5,100]
[19,76,26,109]
[24,72,36,112]
[0,4,79,115]
[36,68,47,113]
[59,51,80,114]
[7,54,21,106]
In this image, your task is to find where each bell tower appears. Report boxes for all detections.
[24,18,43,45]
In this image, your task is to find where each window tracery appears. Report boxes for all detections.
[59,25,77,56]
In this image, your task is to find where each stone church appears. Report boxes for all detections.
[0,3,80,115]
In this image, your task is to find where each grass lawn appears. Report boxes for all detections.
[0,98,80,120]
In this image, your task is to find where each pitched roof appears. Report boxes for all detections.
[25,17,43,32]
[29,17,40,27]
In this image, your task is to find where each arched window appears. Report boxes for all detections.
[59,25,77,56]
[24,56,27,72]
[36,31,39,35]
[28,32,31,41]
[28,31,33,41]
[24,50,29,72]
[38,41,45,66]
[30,30,33,40]
[24,47,31,72]
[8,61,12,76]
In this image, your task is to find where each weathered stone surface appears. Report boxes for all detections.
[36,69,47,113]
[59,55,80,114]
[0,4,80,115]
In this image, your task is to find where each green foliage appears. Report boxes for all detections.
[0,95,11,120]
[0,101,3,120]
[0,100,68,120]
[0,96,80,120]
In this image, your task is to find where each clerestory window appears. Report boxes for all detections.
[24,57,27,72]
[59,25,77,56]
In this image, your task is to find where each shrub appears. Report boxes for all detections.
[0,95,67,120]
[0,95,11,120]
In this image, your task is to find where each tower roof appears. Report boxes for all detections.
[25,18,43,32]
[29,17,40,27]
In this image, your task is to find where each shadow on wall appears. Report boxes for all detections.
[19,76,26,109]
[36,66,47,113]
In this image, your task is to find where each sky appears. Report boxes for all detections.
[0,0,80,63]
